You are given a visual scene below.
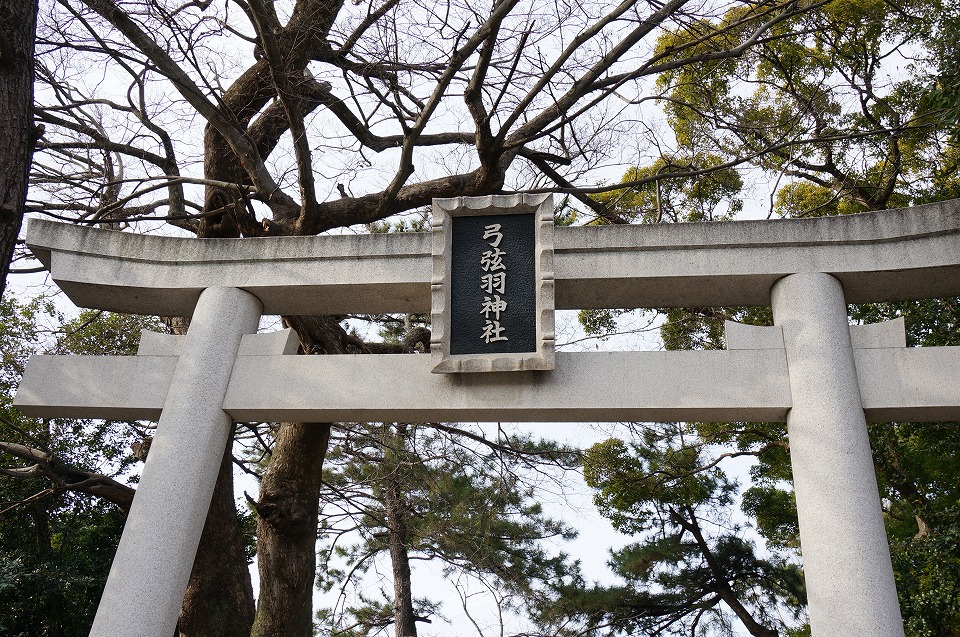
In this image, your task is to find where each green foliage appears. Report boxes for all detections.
[577,309,627,339]
[872,420,960,635]
[317,423,579,634]
[740,476,798,553]
[316,594,443,637]
[368,208,430,234]
[591,158,743,225]
[654,293,960,636]
[0,293,162,637]
[557,1,957,633]
[773,182,867,218]
[892,512,960,637]
[0,494,126,637]
[584,433,734,531]
[645,0,958,215]
[544,425,805,636]
[0,295,55,390]
[850,297,960,633]
[554,205,578,227]
[366,313,431,347]
[849,298,960,348]
[913,2,960,142]
[659,306,772,352]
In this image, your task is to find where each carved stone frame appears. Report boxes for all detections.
[430,194,556,373]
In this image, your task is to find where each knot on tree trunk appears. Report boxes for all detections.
[130,436,152,462]
[246,486,313,536]
[401,327,431,353]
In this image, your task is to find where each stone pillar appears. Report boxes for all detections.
[90,287,262,637]
[771,272,903,637]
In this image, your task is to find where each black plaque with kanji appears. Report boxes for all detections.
[449,213,536,355]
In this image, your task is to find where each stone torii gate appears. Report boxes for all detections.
[14,194,960,637]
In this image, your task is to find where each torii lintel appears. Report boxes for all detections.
[23,196,960,317]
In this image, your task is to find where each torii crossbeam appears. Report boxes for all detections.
[14,194,960,637]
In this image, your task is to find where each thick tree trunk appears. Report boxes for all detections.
[248,315,355,636]
[382,426,418,637]
[0,0,39,293]
[178,427,256,637]
[250,422,331,637]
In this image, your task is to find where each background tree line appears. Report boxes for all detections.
[0,0,958,634]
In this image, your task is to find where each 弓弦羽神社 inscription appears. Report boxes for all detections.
[480,223,508,343]
[431,194,556,373]
[479,223,508,343]
[449,213,536,354]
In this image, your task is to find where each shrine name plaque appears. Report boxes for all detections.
[431,194,555,373]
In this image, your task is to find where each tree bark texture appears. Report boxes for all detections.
[250,421,331,637]
[0,0,39,294]
[382,425,418,637]
[248,315,353,636]
[177,426,256,637]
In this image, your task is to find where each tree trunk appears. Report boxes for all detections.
[248,315,359,636]
[0,0,39,293]
[680,506,779,637]
[250,422,331,637]
[383,424,418,637]
[178,426,256,637]
[32,498,66,637]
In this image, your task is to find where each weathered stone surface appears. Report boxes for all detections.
[849,317,906,349]
[431,193,556,373]
[773,273,904,637]
[16,343,960,423]
[224,350,791,422]
[137,330,185,356]
[88,287,262,637]
[723,321,784,350]
[16,355,174,419]
[136,328,299,357]
[238,328,299,355]
[856,346,960,421]
[25,197,960,316]
[18,197,960,637]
